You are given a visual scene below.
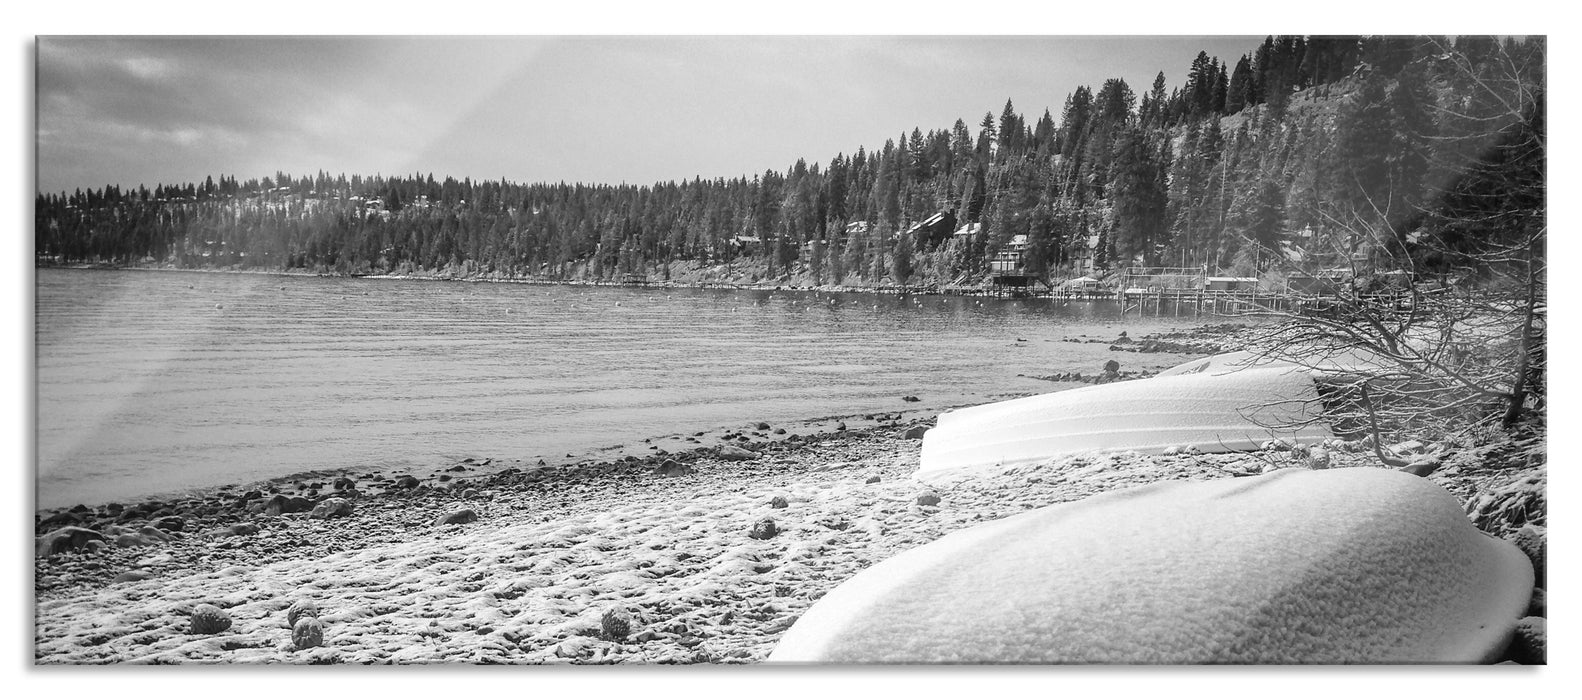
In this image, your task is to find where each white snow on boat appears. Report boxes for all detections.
[916,365,1334,484]
[1157,346,1392,377]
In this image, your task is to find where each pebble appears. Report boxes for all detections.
[749,517,778,540]
[308,497,354,520]
[1510,525,1545,586]
[654,460,694,477]
[1506,616,1546,664]
[287,599,319,628]
[189,604,232,634]
[37,526,106,556]
[292,617,325,650]
[716,445,760,461]
[434,509,479,526]
[113,569,152,583]
[601,607,633,640]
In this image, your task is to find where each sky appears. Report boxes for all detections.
[35,35,1267,195]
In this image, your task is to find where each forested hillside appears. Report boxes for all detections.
[35,36,1544,290]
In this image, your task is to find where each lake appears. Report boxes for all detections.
[35,268,1214,508]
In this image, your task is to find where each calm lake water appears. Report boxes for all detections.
[35,268,1213,508]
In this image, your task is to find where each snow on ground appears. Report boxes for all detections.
[36,427,1366,665]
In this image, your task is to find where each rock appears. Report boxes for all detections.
[113,569,152,583]
[1506,616,1546,664]
[228,523,260,536]
[653,459,694,477]
[749,517,778,540]
[1510,525,1545,587]
[835,421,847,431]
[263,494,313,516]
[114,533,153,548]
[286,599,320,628]
[601,607,633,640]
[38,510,82,529]
[773,428,787,435]
[292,617,325,650]
[916,492,941,507]
[36,526,106,556]
[755,422,771,431]
[769,495,790,509]
[189,604,232,635]
[147,515,185,532]
[393,475,421,489]
[903,425,929,439]
[137,525,173,542]
[554,636,598,659]
[865,476,881,484]
[902,395,921,402]
[1308,447,1331,470]
[332,477,356,491]
[434,508,479,526]
[1528,587,1546,618]
[716,444,759,461]
[308,497,354,520]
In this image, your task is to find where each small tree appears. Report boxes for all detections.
[1233,38,1544,496]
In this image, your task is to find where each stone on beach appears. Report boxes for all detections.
[717,445,760,461]
[654,459,694,477]
[308,497,354,520]
[292,617,325,650]
[36,526,106,556]
[767,467,1534,664]
[1506,616,1546,664]
[434,508,479,526]
[188,604,232,635]
[1510,525,1545,587]
[263,494,311,516]
[286,599,319,628]
[749,517,778,540]
[600,607,634,640]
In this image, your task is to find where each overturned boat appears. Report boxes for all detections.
[917,364,1336,484]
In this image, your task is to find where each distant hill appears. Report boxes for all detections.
[36,36,1544,291]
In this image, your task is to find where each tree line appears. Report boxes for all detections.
[35,35,1544,290]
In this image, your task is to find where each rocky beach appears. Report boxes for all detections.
[32,323,1547,666]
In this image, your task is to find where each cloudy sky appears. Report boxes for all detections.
[36,35,1267,194]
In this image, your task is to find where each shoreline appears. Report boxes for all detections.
[33,410,1544,664]
[32,307,1545,664]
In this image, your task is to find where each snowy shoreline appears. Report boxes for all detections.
[33,413,1541,664]
[33,320,1545,665]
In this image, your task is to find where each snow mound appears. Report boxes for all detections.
[767,467,1533,664]
[917,367,1333,484]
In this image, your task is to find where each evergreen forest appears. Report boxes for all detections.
[35,35,1545,293]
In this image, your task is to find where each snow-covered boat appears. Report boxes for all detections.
[916,364,1335,484]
